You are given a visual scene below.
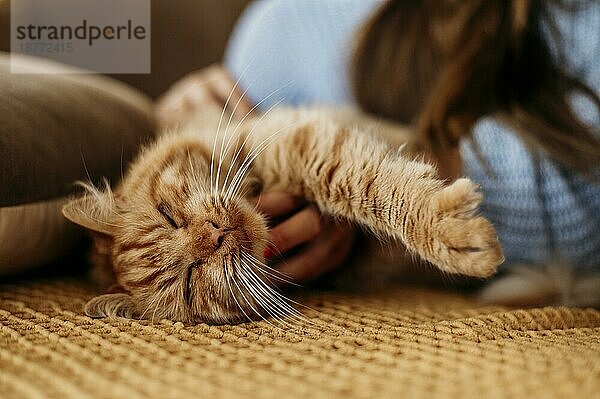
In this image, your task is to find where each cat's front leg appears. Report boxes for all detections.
[252,110,503,277]
[324,144,504,278]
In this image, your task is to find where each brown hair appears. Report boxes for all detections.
[352,0,600,176]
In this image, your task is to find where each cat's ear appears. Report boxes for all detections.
[84,290,137,319]
[62,194,115,236]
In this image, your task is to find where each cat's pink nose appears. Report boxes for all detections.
[205,221,226,248]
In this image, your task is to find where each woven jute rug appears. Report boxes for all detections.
[0,277,598,399]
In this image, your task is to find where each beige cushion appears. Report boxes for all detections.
[0,52,155,274]
[0,198,79,274]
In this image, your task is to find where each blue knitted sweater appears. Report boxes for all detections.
[225,0,600,270]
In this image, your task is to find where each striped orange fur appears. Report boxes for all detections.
[63,106,503,324]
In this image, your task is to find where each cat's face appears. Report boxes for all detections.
[64,134,271,324]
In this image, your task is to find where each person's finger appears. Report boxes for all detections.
[204,67,254,117]
[183,80,218,108]
[276,223,354,282]
[267,205,322,256]
[252,192,304,218]
[156,81,212,127]
[156,91,187,125]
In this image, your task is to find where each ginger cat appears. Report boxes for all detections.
[63,106,503,324]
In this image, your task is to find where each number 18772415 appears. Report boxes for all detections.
[19,42,73,53]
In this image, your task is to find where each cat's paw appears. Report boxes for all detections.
[426,178,504,277]
[84,293,137,319]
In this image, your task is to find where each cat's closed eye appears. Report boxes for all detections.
[158,202,179,228]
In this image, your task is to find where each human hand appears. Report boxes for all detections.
[156,64,253,127]
[255,192,356,283]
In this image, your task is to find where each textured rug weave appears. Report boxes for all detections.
[0,278,599,399]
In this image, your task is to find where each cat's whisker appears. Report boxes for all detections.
[120,144,125,182]
[233,254,292,329]
[242,255,322,324]
[239,256,316,324]
[237,274,284,325]
[214,143,224,197]
[229,254,280,328]
[247,236,286,260]
[221,100,285,201]
[221,108,292,200]
[216,87,249,177]
[231,270,279,328]
[211,65,250,197]
[243,281,312,330]
[138,289,158,321]
[238,264,294,319]
[149,278,176,321]
[225,121,301,200]
[220,99,285,202]
[237,265,296,329]
[139,283,167,321]
[139,302,151,321]
[79,150,94,191]
[224,132,282,200]
[238,261,314,329]
[221,83,291,194]
[154,288,171,322]
[249,262,296,286]
[241,253,299,286]
[226,124,294,192]
[228,185,252,204]
[150,297,164,323]
[224,258,256,324]
[222,81,291,176]
[215,85,251,199]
